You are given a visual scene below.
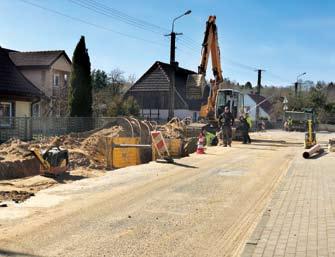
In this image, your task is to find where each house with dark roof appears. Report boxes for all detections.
[0,47,42,128]
[244,92,273,122]
[8,49,72,117]
[124,61,203,120]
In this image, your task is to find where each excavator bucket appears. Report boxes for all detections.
[185,74,205,100]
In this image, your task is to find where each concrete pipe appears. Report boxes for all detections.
[302,144,322,159]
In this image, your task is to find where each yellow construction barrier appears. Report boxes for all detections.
[152,138,184,160]
[105,137,141,169]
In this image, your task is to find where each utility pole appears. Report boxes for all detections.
[165,10,191,120]
[165,31,182,120]
[256,69,264,95]
[294,82,299,98]
[295,72,306,98]
[167,32,182,64]
[255,69,264,130]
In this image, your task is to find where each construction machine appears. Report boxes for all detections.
[284,108,317,149]
[303,108,317,149]
[186,15,243,136]
[29,137,69,177]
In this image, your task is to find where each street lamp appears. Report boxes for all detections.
[171,10,192,32]
[166,10,192,120]
[168,10,192,64]
[296,72,306,82]
[295,72,307,97]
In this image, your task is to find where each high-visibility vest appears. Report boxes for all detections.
[246,117,252,129]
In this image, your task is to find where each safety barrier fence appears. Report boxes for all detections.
[0,117,118,142]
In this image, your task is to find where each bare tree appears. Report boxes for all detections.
[109,68,126,95]
[127,73,137,85]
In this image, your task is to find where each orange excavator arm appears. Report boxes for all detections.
[198,16,223,119]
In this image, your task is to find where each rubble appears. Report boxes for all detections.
[159,118,187,139]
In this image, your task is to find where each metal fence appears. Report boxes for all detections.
[0,117,118,142]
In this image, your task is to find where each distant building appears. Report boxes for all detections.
[244,92,273,122]
[8,49,72,117]
[0,47,42,128]
[125,61,203,121]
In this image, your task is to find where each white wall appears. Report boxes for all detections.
[243,95,270,121]
[142,109,199,121]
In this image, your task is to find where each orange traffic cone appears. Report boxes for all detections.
[196,133,205,154]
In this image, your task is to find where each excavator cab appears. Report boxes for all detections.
[215,89,244,120]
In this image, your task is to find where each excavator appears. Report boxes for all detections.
[188,15,244,126]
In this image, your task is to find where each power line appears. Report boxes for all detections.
[18,0,168,47]
[79,0,169,33]
[21,0,292,86]
[70,0,200,52]
[69,0,164,34]
[70,0,260,74]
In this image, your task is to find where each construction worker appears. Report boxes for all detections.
[239,116,250,144]
[245,113,252,129]
[287,116,293,131]
[245,113,252,143]
[219,106,234,147]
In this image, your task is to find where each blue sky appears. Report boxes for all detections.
[1,0,335,87]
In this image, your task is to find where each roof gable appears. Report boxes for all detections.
[128,61,196,93]
[9,50,71,68]
[0,48,43,99]
[129,63,170,92]
[126,61,202,110]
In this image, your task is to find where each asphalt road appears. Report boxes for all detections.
[0,131,310,257]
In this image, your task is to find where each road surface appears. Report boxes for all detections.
[0,131,325,257]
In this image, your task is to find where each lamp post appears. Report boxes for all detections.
[166,10,191,120]
[169,10,192,64]
[295,72,306,97]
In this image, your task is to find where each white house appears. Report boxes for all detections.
[243,93,273,122]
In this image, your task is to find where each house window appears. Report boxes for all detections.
[53,73,60,86]
[64,74,68,85]
[0,102,12,128]
[32,102,40,117]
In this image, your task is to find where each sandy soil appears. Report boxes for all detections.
[0,168,106,204]
[0,130,333,257]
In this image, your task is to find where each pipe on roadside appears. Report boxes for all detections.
[302,144,322,159]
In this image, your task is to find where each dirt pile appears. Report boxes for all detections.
[0,125,128,179]
[0,139,31,161]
